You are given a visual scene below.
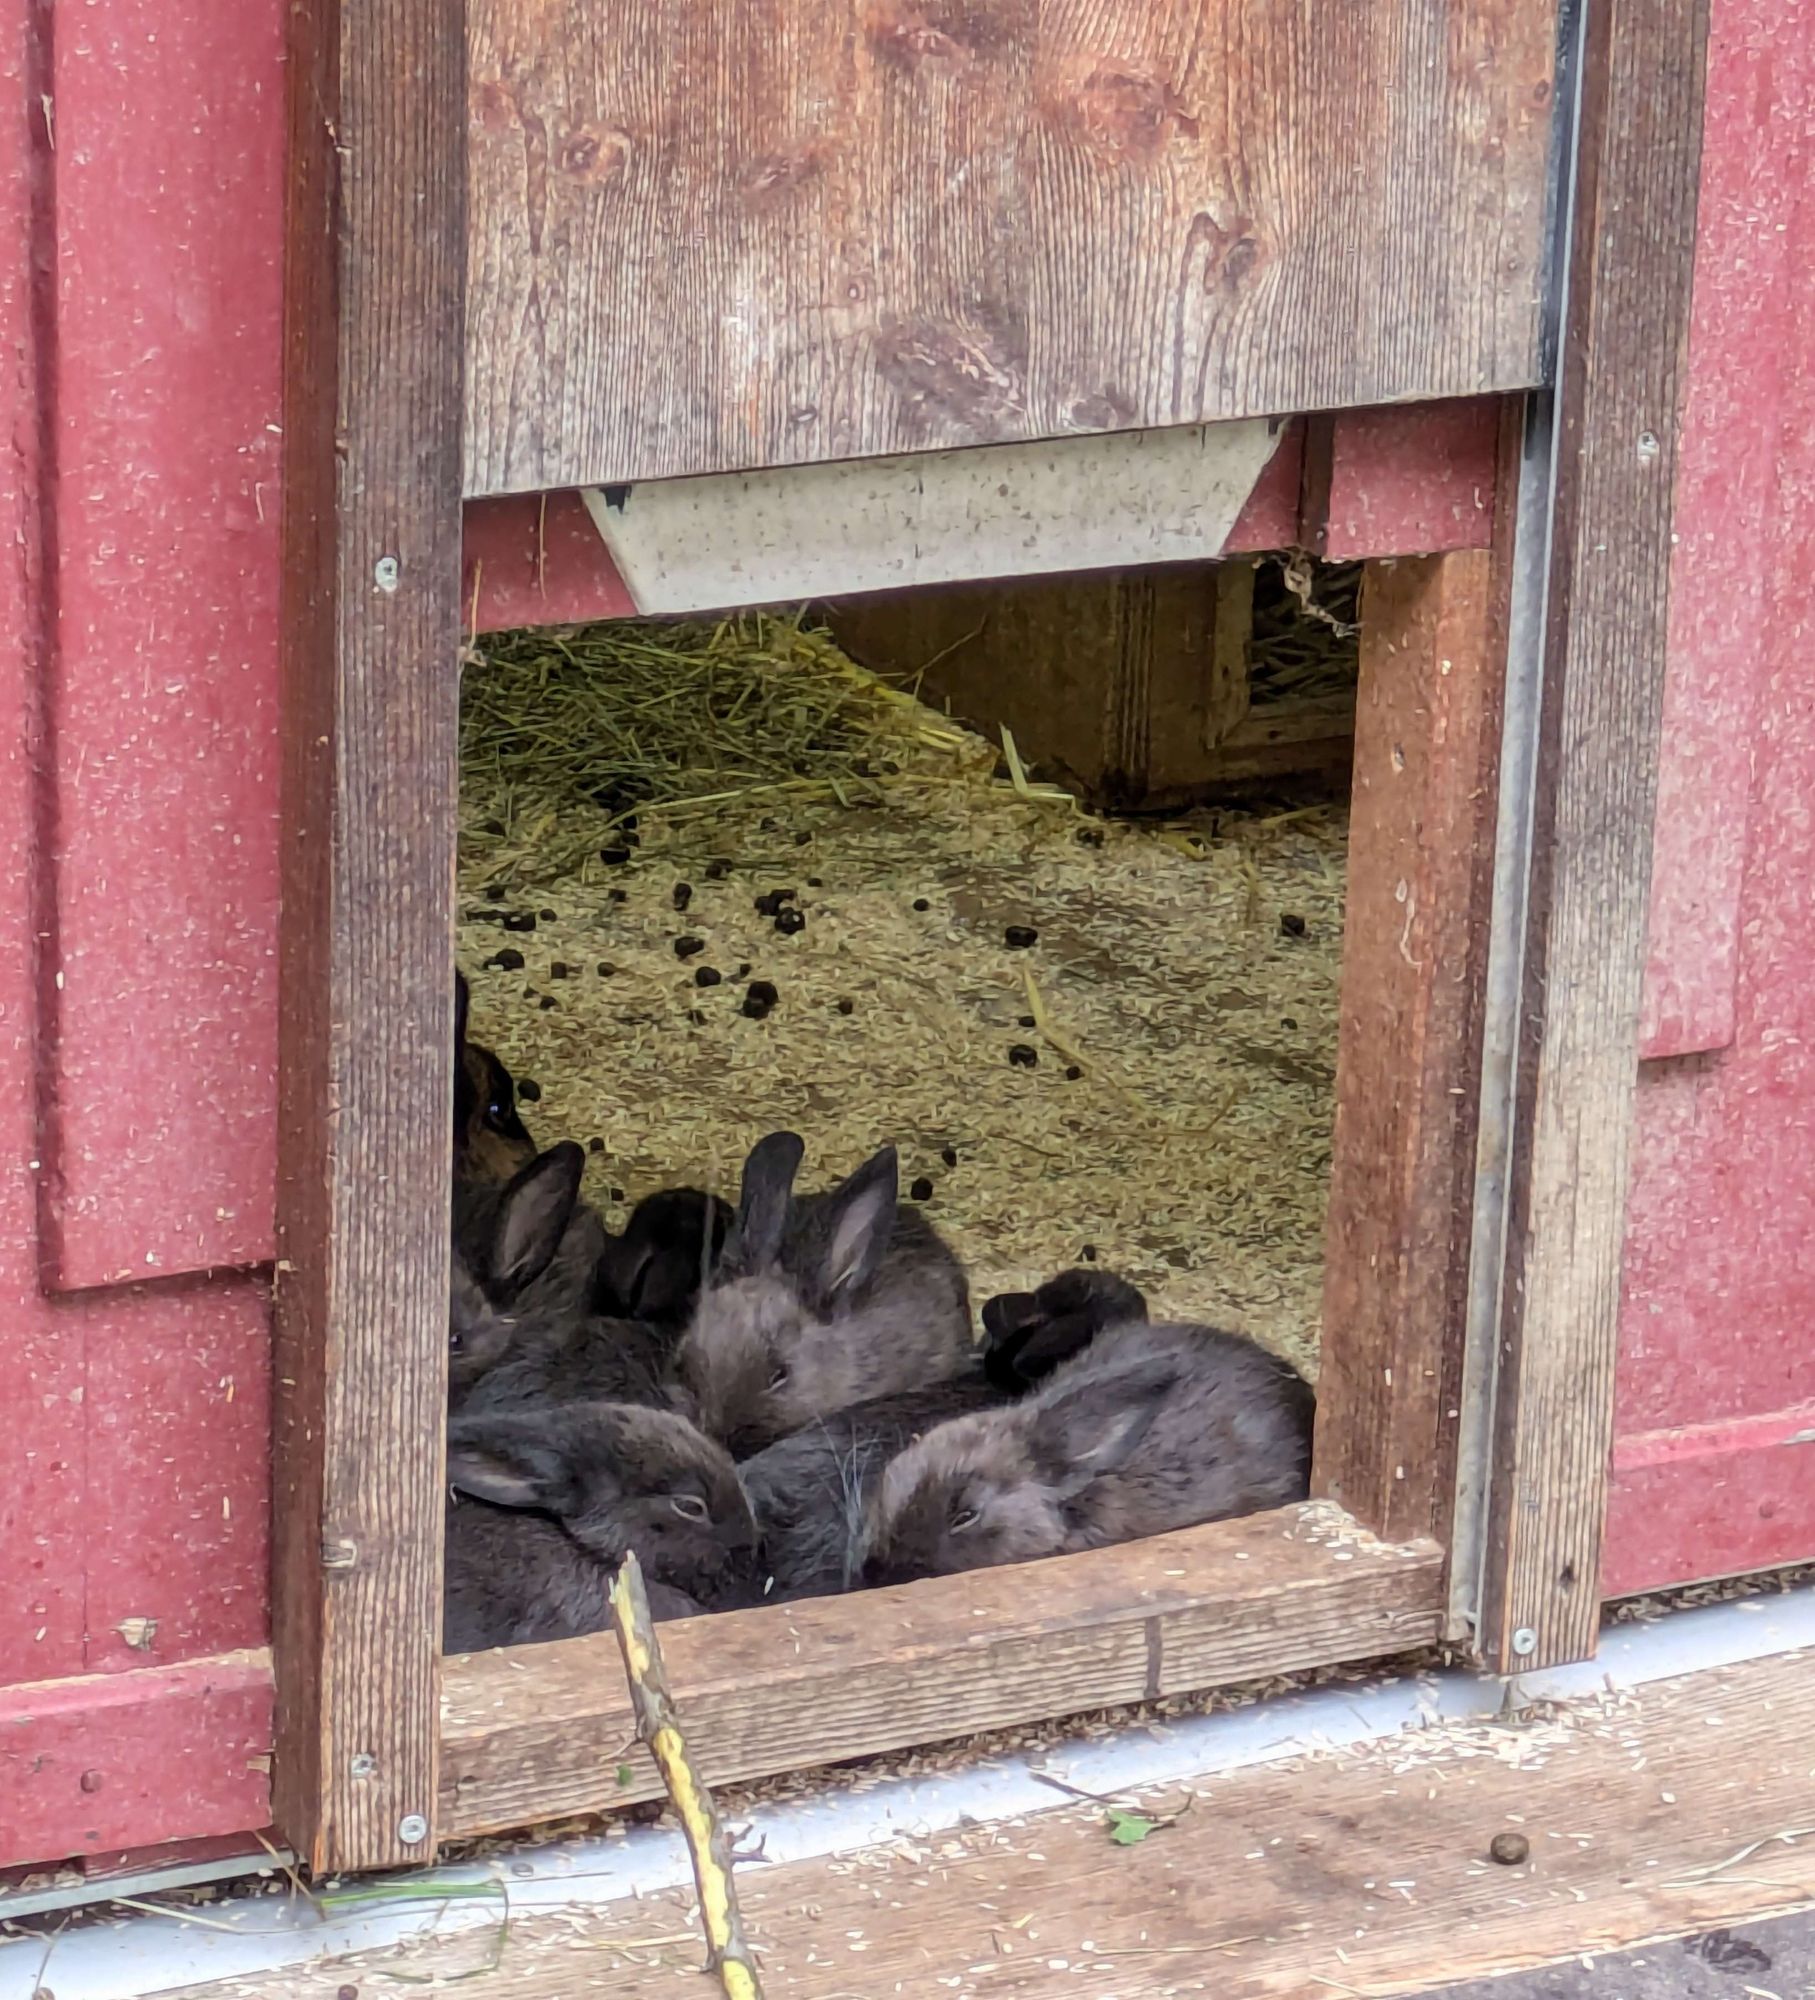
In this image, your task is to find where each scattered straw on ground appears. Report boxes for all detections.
[458,597,1347,1379]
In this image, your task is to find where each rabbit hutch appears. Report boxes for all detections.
[5,0,1814,1935]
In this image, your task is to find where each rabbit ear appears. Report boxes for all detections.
[817,1145,898,1304]
[734,1131,804,1272]
[492,1141,585,1296]
[1027,1358,1174,1498]
[445,1417,582,1514]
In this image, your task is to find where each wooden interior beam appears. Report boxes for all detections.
[1479,0,1711,1671]
[1314,495,1515,1554]
[272,0,465,1872]
[439,1505,1444,1839]
[827,562,1254,811]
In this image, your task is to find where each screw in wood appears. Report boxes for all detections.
[373,555,401,593]
[397,1814,429,1846]
[349,1752,377,1780]
[1510,1626,1539,1657]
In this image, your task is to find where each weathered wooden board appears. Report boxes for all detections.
[580,419,1283,611]
[828,559,1254,809]
[1315,539,1510,1552]
[272,0,464,1875]
[465,0,1559,495]
[193,1647,1815,1999]
[440,1507,1443,1838]
[1478,0,1710,1671]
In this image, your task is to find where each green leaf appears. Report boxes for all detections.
[1106,1809,1158,1847]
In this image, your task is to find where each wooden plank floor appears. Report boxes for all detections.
[167,1647,1815,1999]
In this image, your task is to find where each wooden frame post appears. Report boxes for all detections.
[1476,0,1710,1671]
[271,0,466,1870]
[1313,519,1514,1553]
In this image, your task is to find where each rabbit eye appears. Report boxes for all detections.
[766,1363,791,1391]
[449,1329,464,1352]
[950,1506,981,1534]
[670,1493,709,1523]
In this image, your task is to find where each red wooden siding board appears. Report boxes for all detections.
[1308,399,1501,561]
[1,11,275,1912]
[1224,420,1305,553]
[1609,7,1815,1594]
[37,0,285,1290]
[83,1278,273,1671]
[0,1654,273,1872]
[1,0,87,1691]
[1638,2,1796,1061]
[1605,1436,1815,1599]
[464,490,638,633]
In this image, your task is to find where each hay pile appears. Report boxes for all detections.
[458,585,1350,1377]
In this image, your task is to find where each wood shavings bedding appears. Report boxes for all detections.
[459,761,1344,1380]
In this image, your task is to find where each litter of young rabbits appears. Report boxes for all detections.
[447,593,1353,1651]
[444,1053,1319,1650]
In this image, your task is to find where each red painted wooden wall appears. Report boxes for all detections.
[1605,5,1815,1597]
[0,0,277,1873]
[0,0,1795,1878]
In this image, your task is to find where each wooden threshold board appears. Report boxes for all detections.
[439,1503,1442,1840]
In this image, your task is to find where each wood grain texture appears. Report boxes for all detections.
[1481,0,1711,1671]
[1315,540,1511,1550]
[204,1646,1815,1999]
[440,1506,1443,1838]
[828,560,1253,809]
[272,0,465,1872]
[463,0,1559,496]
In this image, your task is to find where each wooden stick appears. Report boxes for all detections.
[607,1554,764,1999]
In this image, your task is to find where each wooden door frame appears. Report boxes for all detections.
[271,0,1708,1876]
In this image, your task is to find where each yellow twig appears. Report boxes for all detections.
[608,1553,764,2000]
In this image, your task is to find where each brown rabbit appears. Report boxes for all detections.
[442,1400,755,1651]
[857,1317,1315,1587]
[671,1132,972,1459]
[454,969,538,1184]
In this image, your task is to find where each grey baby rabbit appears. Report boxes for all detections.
[734,1368,1013,1606]
[857,1315,1315,1587]
[671,1132,971,1458]
[442,1400,756,1651]
[594,1186,734,1332]
[450,1141,620,1407]
[980,1266,1150,1392]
